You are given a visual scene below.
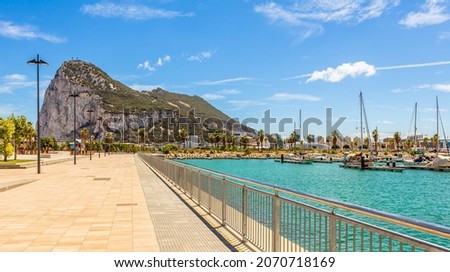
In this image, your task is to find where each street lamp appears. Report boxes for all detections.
[87,109,94,160]
[69,92,79,164]
[27,54,48,174]
[97,117,102,158]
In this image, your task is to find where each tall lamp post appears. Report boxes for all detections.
[69,92,79,164]
[27,54,48,174]
[87,109,94,160]
[97,117,102,158]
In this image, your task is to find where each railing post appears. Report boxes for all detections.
[272,190,281,252]
[189,170,193,199]
[183,167,187,192]
[329,209,337,252]
[197,171,201,204]
[208,175,212,213]
[242,185,248,242]
[221,177,227,226]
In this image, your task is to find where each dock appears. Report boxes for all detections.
[274,159,312,164]
[339,164,404,172]
[403,165,450,172]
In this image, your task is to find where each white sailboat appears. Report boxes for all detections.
[427,96,450,168]
[341,91,373,169]
[403,102,428,166]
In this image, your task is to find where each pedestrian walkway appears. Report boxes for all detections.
[0,153,233,252]
[135,156,233,252]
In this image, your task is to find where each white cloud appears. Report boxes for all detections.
[218,88,241,94]
[418,83,450,92]
[0,74,34,94]
[81,2,193,20]
[227,100,267,110]
[295,60,450,83]
[306,61,376,83]
[254,1,399,39]
[400,0,450,28]
[3,74,27,81]
[269,93,321,101]
[188,51,215,62]
[377,60,450,70]
[201,93,225,101]
[0,21,65,43]
[195,77,251,86]
[137,55,171,72]
[254,2,302,25]
[438,31,450,40]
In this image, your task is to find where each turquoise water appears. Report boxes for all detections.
[179,159,450,229]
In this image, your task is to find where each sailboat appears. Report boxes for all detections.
[403,103,429,166]
[426,96,450,169]
[340,91,373,169]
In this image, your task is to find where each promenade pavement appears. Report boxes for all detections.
[0,153,233,252]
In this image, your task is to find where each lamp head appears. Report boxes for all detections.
[27,59,48,65]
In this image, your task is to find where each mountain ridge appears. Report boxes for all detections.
[40,60,252,143]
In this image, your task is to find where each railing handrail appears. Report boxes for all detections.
[171,158,450,239]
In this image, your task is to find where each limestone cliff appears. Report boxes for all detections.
[40,60,252,143]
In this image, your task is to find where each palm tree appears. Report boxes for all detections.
[289,131,298,148]
[208,133,216,148]
[24,123,35,153]
[331,130,339,149]
[422,136,429,151]
[353,137,360,150]
[388,138,395,150]
[372,128,379,152]
[306,134,314,148]
[105,132,114,144]
[240,135,249,149]
[138,128,146,143]
[258,129,265,151]
[393,131,401,150]
[364,137,370,149]
[105,132,114,154]
[403,138,412,151]
[431,134,439,151]
[178,128,188,148]
[80,128,89,153]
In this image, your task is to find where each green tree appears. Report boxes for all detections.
[403,138,412,151]
[41,136,58,151]
[258,129,265,151]
[9,114,30,160]
[307,134,314,148]
[138,128,146,143]
[80,128,89,152]
[0,118,15,161]
[105,132,114,153]
[288,131,298,148]
[240,135,249,149]
[208,133,216,148]
[422,136,429,150]
[331,130,339,149]
[178,128,188,148]
[393,131,401,150]
[372,128,379,152]
[431,134,439,151]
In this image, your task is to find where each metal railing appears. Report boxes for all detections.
[138,154,450,252]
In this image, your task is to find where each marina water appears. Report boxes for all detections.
[180,159,449,241]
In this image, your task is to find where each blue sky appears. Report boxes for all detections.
[2,0,450,140]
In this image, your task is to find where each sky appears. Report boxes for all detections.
[2,0,450,140]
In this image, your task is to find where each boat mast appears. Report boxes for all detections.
[414,102,417,148]
[436,96,440,152]
[360,91,363,150]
